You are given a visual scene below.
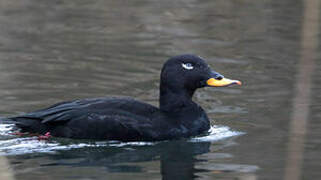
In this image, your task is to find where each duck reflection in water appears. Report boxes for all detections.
[33,140,211,180]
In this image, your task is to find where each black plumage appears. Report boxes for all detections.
[7,54,241,141]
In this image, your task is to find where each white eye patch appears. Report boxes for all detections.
[182,63,194,70]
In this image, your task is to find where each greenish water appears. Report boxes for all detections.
[0,0,320,179]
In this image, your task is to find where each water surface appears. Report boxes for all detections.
[0,0,320,179]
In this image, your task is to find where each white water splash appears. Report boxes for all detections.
[190,125,244,142]
[0,124,14,136]
[0,124,243,156]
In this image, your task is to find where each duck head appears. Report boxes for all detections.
[159,54,241,110]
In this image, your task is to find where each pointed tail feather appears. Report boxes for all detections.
[1,117,48,134]
[0,117,15,124]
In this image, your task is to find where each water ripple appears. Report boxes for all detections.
[0,124,243,156]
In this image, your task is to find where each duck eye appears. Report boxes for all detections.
[182,63,194,70]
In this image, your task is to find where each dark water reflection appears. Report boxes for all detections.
[10,141,212,180]
[6,138,257,180]
[0,0,320,180]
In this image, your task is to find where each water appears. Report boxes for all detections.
[0,124,243,156]
[0,0,320,179]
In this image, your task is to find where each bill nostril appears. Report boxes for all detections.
[215,75,223,80]
[210,71,224,80]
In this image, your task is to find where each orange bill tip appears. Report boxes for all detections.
[236,80,242,86]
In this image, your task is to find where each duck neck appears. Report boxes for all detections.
[159,85,197,112]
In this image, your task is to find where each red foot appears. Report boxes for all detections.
[37,132,52,141]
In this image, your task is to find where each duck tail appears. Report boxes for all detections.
[0,117,15,124]
[1,116,47,134]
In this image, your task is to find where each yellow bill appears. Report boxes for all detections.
[206,77,242,87]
